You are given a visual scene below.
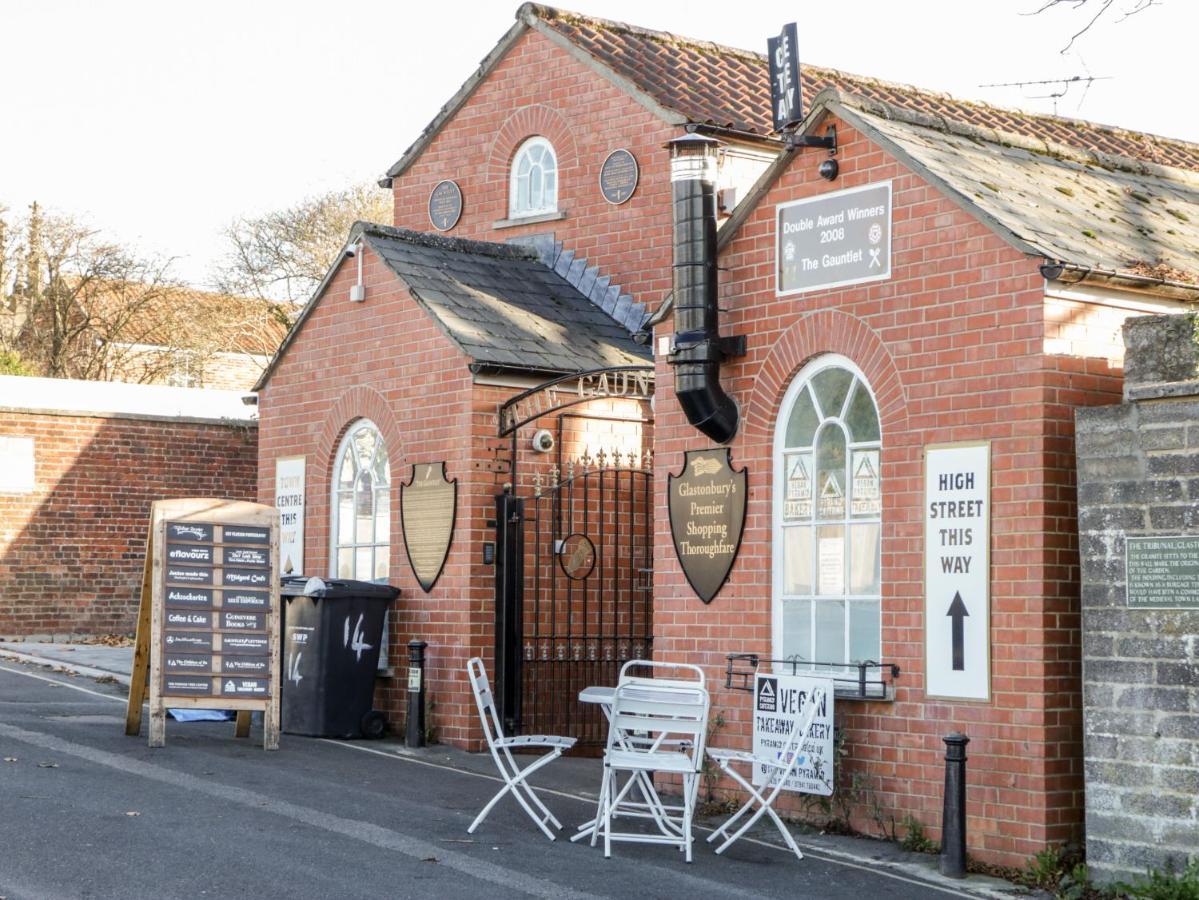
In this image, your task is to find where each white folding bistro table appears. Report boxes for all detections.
[572,683,700,844]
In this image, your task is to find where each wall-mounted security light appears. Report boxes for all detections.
[348,239,366,302]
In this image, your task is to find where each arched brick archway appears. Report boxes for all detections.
[486,104,579,182]
[314,385,404,483]
[306,385,404,577]
[743,309,908,446]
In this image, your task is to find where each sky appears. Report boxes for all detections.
[2,0,1196,289]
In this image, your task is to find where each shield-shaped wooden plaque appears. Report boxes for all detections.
[400,462,457,593]
[668,448,748,604]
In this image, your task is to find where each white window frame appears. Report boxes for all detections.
[771,354,882,672]
[508,136,558,219]
[329,419,392,669]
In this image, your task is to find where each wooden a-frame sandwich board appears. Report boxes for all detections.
[124,498,280,749]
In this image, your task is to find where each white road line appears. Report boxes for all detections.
[322,740,978,899]
[1,664,993,899]
[0,721,598,900]
[0,663,128,703]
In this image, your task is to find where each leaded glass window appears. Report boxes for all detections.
[775,357,881,669]
[331,419,390,582]
[509,136,558,218]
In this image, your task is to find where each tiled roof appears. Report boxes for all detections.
[530,4,1199,172]
[359,224,650,374]
[95,283,289,355]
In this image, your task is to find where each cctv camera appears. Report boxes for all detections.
[344,245,357,258]
[532,429,555,453]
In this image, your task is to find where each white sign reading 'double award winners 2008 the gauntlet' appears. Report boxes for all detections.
[776,181,891,296]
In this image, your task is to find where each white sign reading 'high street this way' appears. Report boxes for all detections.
[925,443,990,700]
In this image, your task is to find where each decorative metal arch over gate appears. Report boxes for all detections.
[494,388,654,745]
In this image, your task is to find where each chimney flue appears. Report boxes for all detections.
[666,133,740,445]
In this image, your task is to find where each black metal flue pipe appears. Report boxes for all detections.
[667,133,739,445]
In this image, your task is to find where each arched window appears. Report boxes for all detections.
[509,136,558,218]
[773,356,881,669]
[331,419,390,581]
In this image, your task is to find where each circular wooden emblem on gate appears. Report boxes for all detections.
[428,180,463,231]
[559,532,596,580]
[599,149,638,205]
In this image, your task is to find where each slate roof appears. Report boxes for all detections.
[825,91,1199,286]
[361,224,649,374]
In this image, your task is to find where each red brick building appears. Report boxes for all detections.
[254,4,1199,865]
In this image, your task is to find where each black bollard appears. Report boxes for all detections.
[939,732,970,878]
[405,641,428,748]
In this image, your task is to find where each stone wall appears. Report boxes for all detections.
[1075,312,1199,884]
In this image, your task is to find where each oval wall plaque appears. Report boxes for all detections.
[667,448,747,604]
[559,533,596,580]
[599,149,639,205]
[400,462,457,593]
[428,180,463,231]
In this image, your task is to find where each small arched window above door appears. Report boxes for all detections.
[330,419,390,582]
[509,136,558,218]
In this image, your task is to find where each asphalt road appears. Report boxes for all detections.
[0,661,964,900]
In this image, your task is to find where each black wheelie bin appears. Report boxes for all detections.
[279,575,400,738]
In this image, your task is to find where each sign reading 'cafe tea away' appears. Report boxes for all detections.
[668,448,747,603]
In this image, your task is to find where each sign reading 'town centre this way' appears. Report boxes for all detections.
[925,443,991,700]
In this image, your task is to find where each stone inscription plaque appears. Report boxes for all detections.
[1126,536,1199,608]
[401,462,457,593]
[428,180,463,231]
[599,149,639,205]
[667,448,747,604]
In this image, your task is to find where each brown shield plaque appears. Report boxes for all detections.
[401,462,457,593]
[668,448,747,604]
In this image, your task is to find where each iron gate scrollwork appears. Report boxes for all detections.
[496,449,654,746]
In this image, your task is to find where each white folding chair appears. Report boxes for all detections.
[465,657,576,841]
[598,673,710,862]
[704,685,827,860]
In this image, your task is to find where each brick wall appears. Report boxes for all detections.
[648,110,1127,867]
[391,28,682,310]
[256,242,653,744]
[0,411,257,637]
[1075,313,1199,884]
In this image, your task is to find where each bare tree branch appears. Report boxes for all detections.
[1026,0,1159,52]
[211,183,391,306]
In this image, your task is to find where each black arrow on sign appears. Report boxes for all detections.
[947,591,968,671]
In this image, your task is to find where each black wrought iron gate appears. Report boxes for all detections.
[496,450,654,745]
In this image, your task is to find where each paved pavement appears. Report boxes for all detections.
[0,642,1028,900]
